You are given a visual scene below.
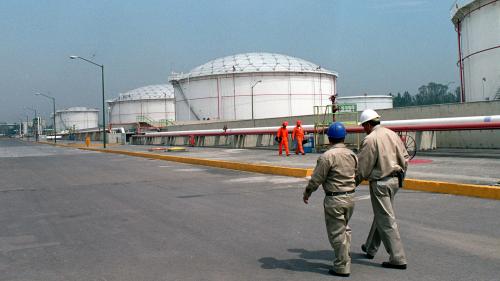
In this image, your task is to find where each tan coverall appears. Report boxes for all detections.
[356,125,409,265]
[304,143,358,274]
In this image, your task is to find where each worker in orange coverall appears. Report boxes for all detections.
[292,120,305,155]
[276,121,290,156]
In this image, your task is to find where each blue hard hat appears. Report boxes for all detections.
[327,122,346,139]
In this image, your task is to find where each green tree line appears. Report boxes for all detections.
[391,82,460,107]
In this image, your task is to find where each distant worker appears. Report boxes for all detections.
[356,109,409,270]
[292,120,305,155]
[85,135,91,147]
[303,122,357,277]
[276,121,290,156]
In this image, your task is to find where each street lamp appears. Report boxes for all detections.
[482,77,487,100]
[69,55,107,148]
[24,106,38,142]
[35,92,56,143]
[251,80,262,127]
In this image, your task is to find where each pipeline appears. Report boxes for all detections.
[141,115,500,137]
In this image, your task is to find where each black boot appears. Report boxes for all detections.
[361,244,374,259]
[382,262,407,270]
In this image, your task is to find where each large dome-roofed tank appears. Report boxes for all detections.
[451,0,500,102]
[55,107,99,133]
[169,52,338,121]
[107,84,175,126]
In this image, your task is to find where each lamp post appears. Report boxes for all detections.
[69,55,106,148]
[482,77,487,100]
[251,80,262,127]
[35,92,56,143]
[24,107,38,142]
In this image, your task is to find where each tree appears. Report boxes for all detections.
[392,91,414,107]
[392,83,460,108]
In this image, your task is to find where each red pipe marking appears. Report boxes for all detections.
[176,93,334,102]
[457,19,466,102]
[217,78,221,119]
[409,159,433,165]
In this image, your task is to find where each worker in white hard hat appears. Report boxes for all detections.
[356,109,410,270]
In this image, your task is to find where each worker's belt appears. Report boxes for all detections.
[325,190,355,197]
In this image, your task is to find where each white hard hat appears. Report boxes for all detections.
[359,109,380,125]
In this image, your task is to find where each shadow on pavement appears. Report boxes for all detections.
[258,248,380,276]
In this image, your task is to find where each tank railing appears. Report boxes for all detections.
[170,80,200,120]
[450,0,476,18]
[136,116,175,128]
[313,103,358,152]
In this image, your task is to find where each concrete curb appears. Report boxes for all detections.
[403,179,500,200]
[40,142,500,200]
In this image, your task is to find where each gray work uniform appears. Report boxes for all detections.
[356,125,410,265]
[304,143,358,274]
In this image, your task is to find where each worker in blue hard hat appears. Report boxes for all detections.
[303,121,358,277]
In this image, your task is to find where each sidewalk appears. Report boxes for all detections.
[102,144,499,186]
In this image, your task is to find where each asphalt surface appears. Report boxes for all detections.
[1,139,499,281]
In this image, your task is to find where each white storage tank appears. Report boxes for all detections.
[169,52,338,121]
[451,0,500,101]
[55,107,99,132]
[337,95,393,111]
[107,84,175,126]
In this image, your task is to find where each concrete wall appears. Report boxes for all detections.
[134,101,500,149]
[61,132,126,144]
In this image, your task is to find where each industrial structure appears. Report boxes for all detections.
[169,52,338,121]
[451,0,500,102]
[55,107,99,133]
[107,84,175,128]
[337,95,393,111]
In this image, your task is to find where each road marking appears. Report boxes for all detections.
[228,176,306,184]
[158,165,170,168]
[174,168,206,172]
[0,188,36,193]
[0,235,60,253]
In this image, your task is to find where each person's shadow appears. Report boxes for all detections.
[258,248,379,276]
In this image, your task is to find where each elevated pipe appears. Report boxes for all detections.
[140,115,500,137]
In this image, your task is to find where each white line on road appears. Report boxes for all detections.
[174,168,206,172]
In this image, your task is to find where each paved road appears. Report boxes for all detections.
[1,139,499,281]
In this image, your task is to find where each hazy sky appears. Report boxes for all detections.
[0,0,459,122]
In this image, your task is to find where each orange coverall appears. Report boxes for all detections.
[292,122,305,155]
[277,124,290,156]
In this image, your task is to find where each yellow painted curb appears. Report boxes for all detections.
[39,142,499,200]
[403,179,500,200]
